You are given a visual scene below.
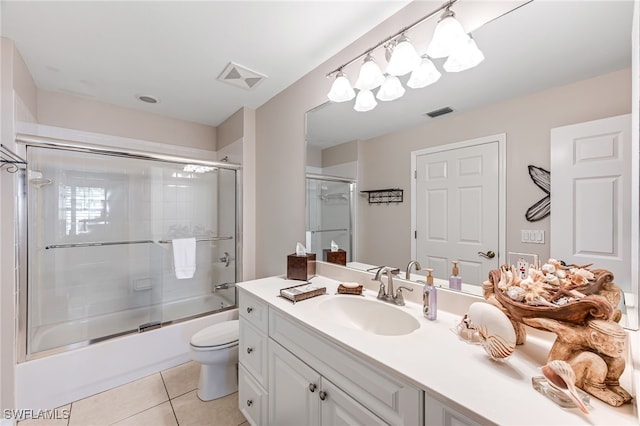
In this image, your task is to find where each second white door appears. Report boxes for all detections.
[412,134,504,286]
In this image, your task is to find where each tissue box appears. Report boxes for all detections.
[323,249,347,266]
[287,253,316,280]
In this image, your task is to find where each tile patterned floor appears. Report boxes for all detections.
[18,361,248,426]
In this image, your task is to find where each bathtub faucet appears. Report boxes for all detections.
[212,282,234,292]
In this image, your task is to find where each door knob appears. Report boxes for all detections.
[247,347,254,354]
[319,390,327,401]
[308,383,317,392]
[478,250,496,259]
[246,400,253,407]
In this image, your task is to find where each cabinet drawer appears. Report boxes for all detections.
[239,364,267,426]
[238,289,268,333]
[239,320,268,387]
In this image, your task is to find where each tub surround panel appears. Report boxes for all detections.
[237,274,638,425]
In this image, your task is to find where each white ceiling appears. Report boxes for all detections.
[307,0,633,149]
[0,0,411,127]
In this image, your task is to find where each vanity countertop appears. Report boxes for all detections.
[237,275,638,425]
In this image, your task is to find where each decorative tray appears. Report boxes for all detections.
[279,283,326,303]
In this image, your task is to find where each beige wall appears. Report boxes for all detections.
[217,108,243,149]
[12,44,37,122]
[322,140,357,168]
[242,107,257,281]
[0,36,37,414]
[356,68,631,269]
[37,90,217,150]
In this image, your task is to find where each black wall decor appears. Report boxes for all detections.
[526,165,550,222]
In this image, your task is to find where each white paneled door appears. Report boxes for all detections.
[551,114,632,290]
[412,135,505,286]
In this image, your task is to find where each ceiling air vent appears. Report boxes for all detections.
[217,62,266,90]
[425,106,453,118]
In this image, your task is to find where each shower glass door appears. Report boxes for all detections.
[305,176,354,263]
[26,146,237,356]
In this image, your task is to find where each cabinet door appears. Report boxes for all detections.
[268,339,321,426]
[320,379,386,426]
[425,392,484,426]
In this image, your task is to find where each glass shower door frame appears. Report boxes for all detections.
[16,136,242,362]
[305,174,356,264]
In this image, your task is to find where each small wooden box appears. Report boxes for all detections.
[323,249,347,266]
[287,253,316,281]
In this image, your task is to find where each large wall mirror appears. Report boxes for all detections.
[305,1,637,328]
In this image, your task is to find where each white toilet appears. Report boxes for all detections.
[189,319,239,401]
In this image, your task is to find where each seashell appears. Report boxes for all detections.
[556,269,567,279]
[541,263,556,274]
[545,273,559,285]
[573,268,595,281]
[467,302,516,360]
[541,360,589,414]
[506,286,525,302]
[520,280,551,304]
[570,274,588,286]
[498,265,513,290]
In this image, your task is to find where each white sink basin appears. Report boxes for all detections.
[319,296,420,336]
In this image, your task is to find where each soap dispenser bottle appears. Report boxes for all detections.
[449,260,462,291]
[423,268,437,320]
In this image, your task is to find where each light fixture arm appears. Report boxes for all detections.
[325,0,459,78]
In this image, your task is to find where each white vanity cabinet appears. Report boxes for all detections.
[237,288,423,425]
[268,338,386,425]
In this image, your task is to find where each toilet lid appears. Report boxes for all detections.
[190,319,239,348]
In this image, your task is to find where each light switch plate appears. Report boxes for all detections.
[521,230,545,244]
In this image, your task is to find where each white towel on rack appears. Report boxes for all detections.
[173,237,196,279]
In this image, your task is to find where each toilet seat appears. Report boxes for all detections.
[190,319,239,349]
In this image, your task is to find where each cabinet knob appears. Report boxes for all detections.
[247,347,254,354]
[246,306,253,313]
[319,390,327,401]
[308,383,317,393]
[246,399,253,407]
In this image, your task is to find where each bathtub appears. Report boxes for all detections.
[29,292,235,355]
[16,299,238,410]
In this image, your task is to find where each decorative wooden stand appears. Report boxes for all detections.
[483,268,633,407]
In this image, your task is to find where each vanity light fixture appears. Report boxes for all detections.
[385,34,422,76]
[327,71,356,102]
[443,35,485,72]
[407,56,441,88]
[325,0,484,112]
[355,54,385,91]
[376,75,405,101]
[354,89,378,112]
[425,8,470,59]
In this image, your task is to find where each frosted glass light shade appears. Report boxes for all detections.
[354,89,377,112]
[443,37,484,72]
[407,57,441,88]
[327,72,355,102]
[426,10,469,59]
[376,75,405,101]
[386,36,421,76]
[355,55,385,91]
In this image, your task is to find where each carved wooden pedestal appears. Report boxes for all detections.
[484,268,633,407]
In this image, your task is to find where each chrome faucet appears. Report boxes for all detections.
[405,260,422,281]
[373,266,412,305]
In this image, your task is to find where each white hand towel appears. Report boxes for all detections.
[173,237,196,279]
